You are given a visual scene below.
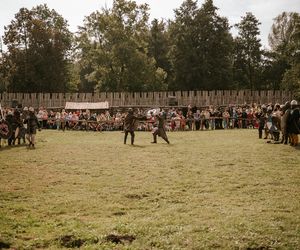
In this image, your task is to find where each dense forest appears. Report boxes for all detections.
[0,0,299,94]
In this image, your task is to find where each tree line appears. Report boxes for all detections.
[0,0,299,94]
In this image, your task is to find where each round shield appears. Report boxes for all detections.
[147,108,160,119]
[15,127,20,139]
[0,120,12,139]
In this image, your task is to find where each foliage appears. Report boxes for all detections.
[0,55,10,92]
[233,12,263,90]
[2,4,73,92]
[0,1,299,93]
[148,19,171,88]
[267,12,300,92]
[260,51,289,90]
[282,61,300,91]
[76,0,167,92]
[169,0,233,90]
[269,12,300,53]
[280,14,300,92]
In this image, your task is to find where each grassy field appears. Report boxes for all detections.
[0,129,299,249]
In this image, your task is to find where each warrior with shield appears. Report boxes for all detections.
[0,105,13,147]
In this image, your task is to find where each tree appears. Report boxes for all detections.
[269,12,300,52]
[168,0,198,90]
[260,51,289,90]
[169,0,233,90]
[148,19,171,87]
[76,0,167,92]
[197,0,234,90]
[0,54,10,93]
[233,12,263,90]
[268,12,300,92]
[2,4,73,92]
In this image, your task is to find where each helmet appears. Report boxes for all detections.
[23,107,28,111]
[291,100,298,106]
[267,106,273,111]
[261,104,267,111]
[29,107,34,112]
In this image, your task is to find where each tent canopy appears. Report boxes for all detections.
[65,101,109,110]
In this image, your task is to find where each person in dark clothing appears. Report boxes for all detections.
[281,102,291,144]
[5,111,15,146]
[151,112,170,144]
[288,100,300,146]
[88,113,97,131]
[0,114,12,147]
[194,110,201,130]
[12,109,24,145]
[241,108,248,128]
[23,107,41,148]
[123,108,145,145]
[256,105,266,139]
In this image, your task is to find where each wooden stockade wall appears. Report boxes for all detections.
[0,90,294,108]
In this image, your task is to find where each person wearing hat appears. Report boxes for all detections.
[151,111,170,144]
[23,107,41,148]
[288,100,300,146]
[123,108,145,145]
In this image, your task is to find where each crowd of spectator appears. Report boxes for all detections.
[0,103,264,132]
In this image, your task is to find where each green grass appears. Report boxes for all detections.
[0,129,299,249]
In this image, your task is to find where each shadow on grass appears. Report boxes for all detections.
[0,144,27,152]
[0,241,11,249]
[130,144,146,148]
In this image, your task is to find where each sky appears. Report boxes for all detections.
[1,0,300,50]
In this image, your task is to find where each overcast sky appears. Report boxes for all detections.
[1,0,300,49]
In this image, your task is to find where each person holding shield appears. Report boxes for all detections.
[0,105,13,147]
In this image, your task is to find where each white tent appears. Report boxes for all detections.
[65,101,109,110]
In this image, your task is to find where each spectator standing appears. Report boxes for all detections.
[55,111,61,130]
